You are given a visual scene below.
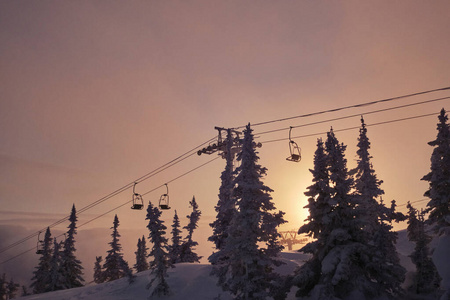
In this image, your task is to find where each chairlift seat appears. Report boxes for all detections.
[131,203,144,210]
[159,204,170,210]
[287,154,301,162]
[132,193,144,210]
[159,193,170,210]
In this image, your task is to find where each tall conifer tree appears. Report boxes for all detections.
[218,124,286,300]
[209,129,236,257]
[296,138,330,297]
[31,227,52,294]
[169,210,182,264]
[422,108,450,236]
[295,129,387,299]
[406,203,441,295]
[180,196,202,263]
[103,215,133,283]
[352,117,405,298]
[146,201,172,297]
[60,204,84,288]
[48,238,65,292]
[93,256,105,284]
[134,236,150,273]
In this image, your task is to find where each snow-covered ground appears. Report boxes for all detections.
[15,251,307,300]
[15,232,449,300]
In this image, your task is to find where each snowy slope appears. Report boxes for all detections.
[15,233,449,300]
[16,252,307,300]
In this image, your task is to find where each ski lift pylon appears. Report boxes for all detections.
[159,183,170,210]
[131,182,144,210]
[286,126,301,162]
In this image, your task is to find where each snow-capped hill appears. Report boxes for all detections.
[16,252,305,300]
[18,263,230,300]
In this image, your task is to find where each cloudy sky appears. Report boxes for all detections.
[1,0,449,284]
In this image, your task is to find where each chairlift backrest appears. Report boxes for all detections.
[159,184,171,210]
[36,232,44,255]
[131,193,144,210]
[159,193,170,210]
[286,127,301,162]
[131,182,144,210]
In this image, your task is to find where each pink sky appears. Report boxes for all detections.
[1,0,449,283]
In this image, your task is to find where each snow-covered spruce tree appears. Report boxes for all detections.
[351,117,405,298]
[31,227,52,294]
[103,214,134,283]
[168,210,182,264]
[422,108,450,236]
[146,201,173,297]
[296,129,382,299]
[0,274,19,300]
[60,204,84,289]
[406,202,441,295]
[0,274,5,299]
[6,277,19,299]
[134,236,149,273]
[0,274,5,300]
[209,129,236,256]
[295,138,330,297]
[179,196,202,263]
[209,129,237,286]
[219,124,286,300]
[351,116,384,235]
[93,256,105,284]
[47,238,65,292]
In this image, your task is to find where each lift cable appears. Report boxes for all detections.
[0,136,217,255]
[2,90,448,256]
[234,86,450,130]
[254,96,450,137]
[260,112,439,144]
[0,156,220,266]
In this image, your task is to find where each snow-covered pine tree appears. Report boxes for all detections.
[134,236,149,273]
[406,202,441,295]
[352,117,405,298]
[47,238,65,292]
[60,204,84,289]
[31,227,52,294]
[168,210,182,264]
[6,277,19,299]
[179,196,202,263]
[209,129,236,257]
[369,199,406,298]
[146,201,173,297]
[0,274,19,300]
[351,116,384,234]
[295,138,330,297]
[103,215,134,283]
[422,108,450,236]
[0,274,5,299]
[93,256,105,284]
[209,129,237,286]
[296,128,383,299]
[219,124,286,300]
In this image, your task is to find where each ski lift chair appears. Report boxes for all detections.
[159,184,171,210]
[36,231,44,254]
[286,127,301,162]
[131,182,144,210]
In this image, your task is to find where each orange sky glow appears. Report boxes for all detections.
[1,0,449,283]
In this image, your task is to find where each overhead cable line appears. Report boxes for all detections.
[0,136,217,255]
[254,96,450,136]
[234,86,450,129]
[0,155,220,266]
[260,112,439,144]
